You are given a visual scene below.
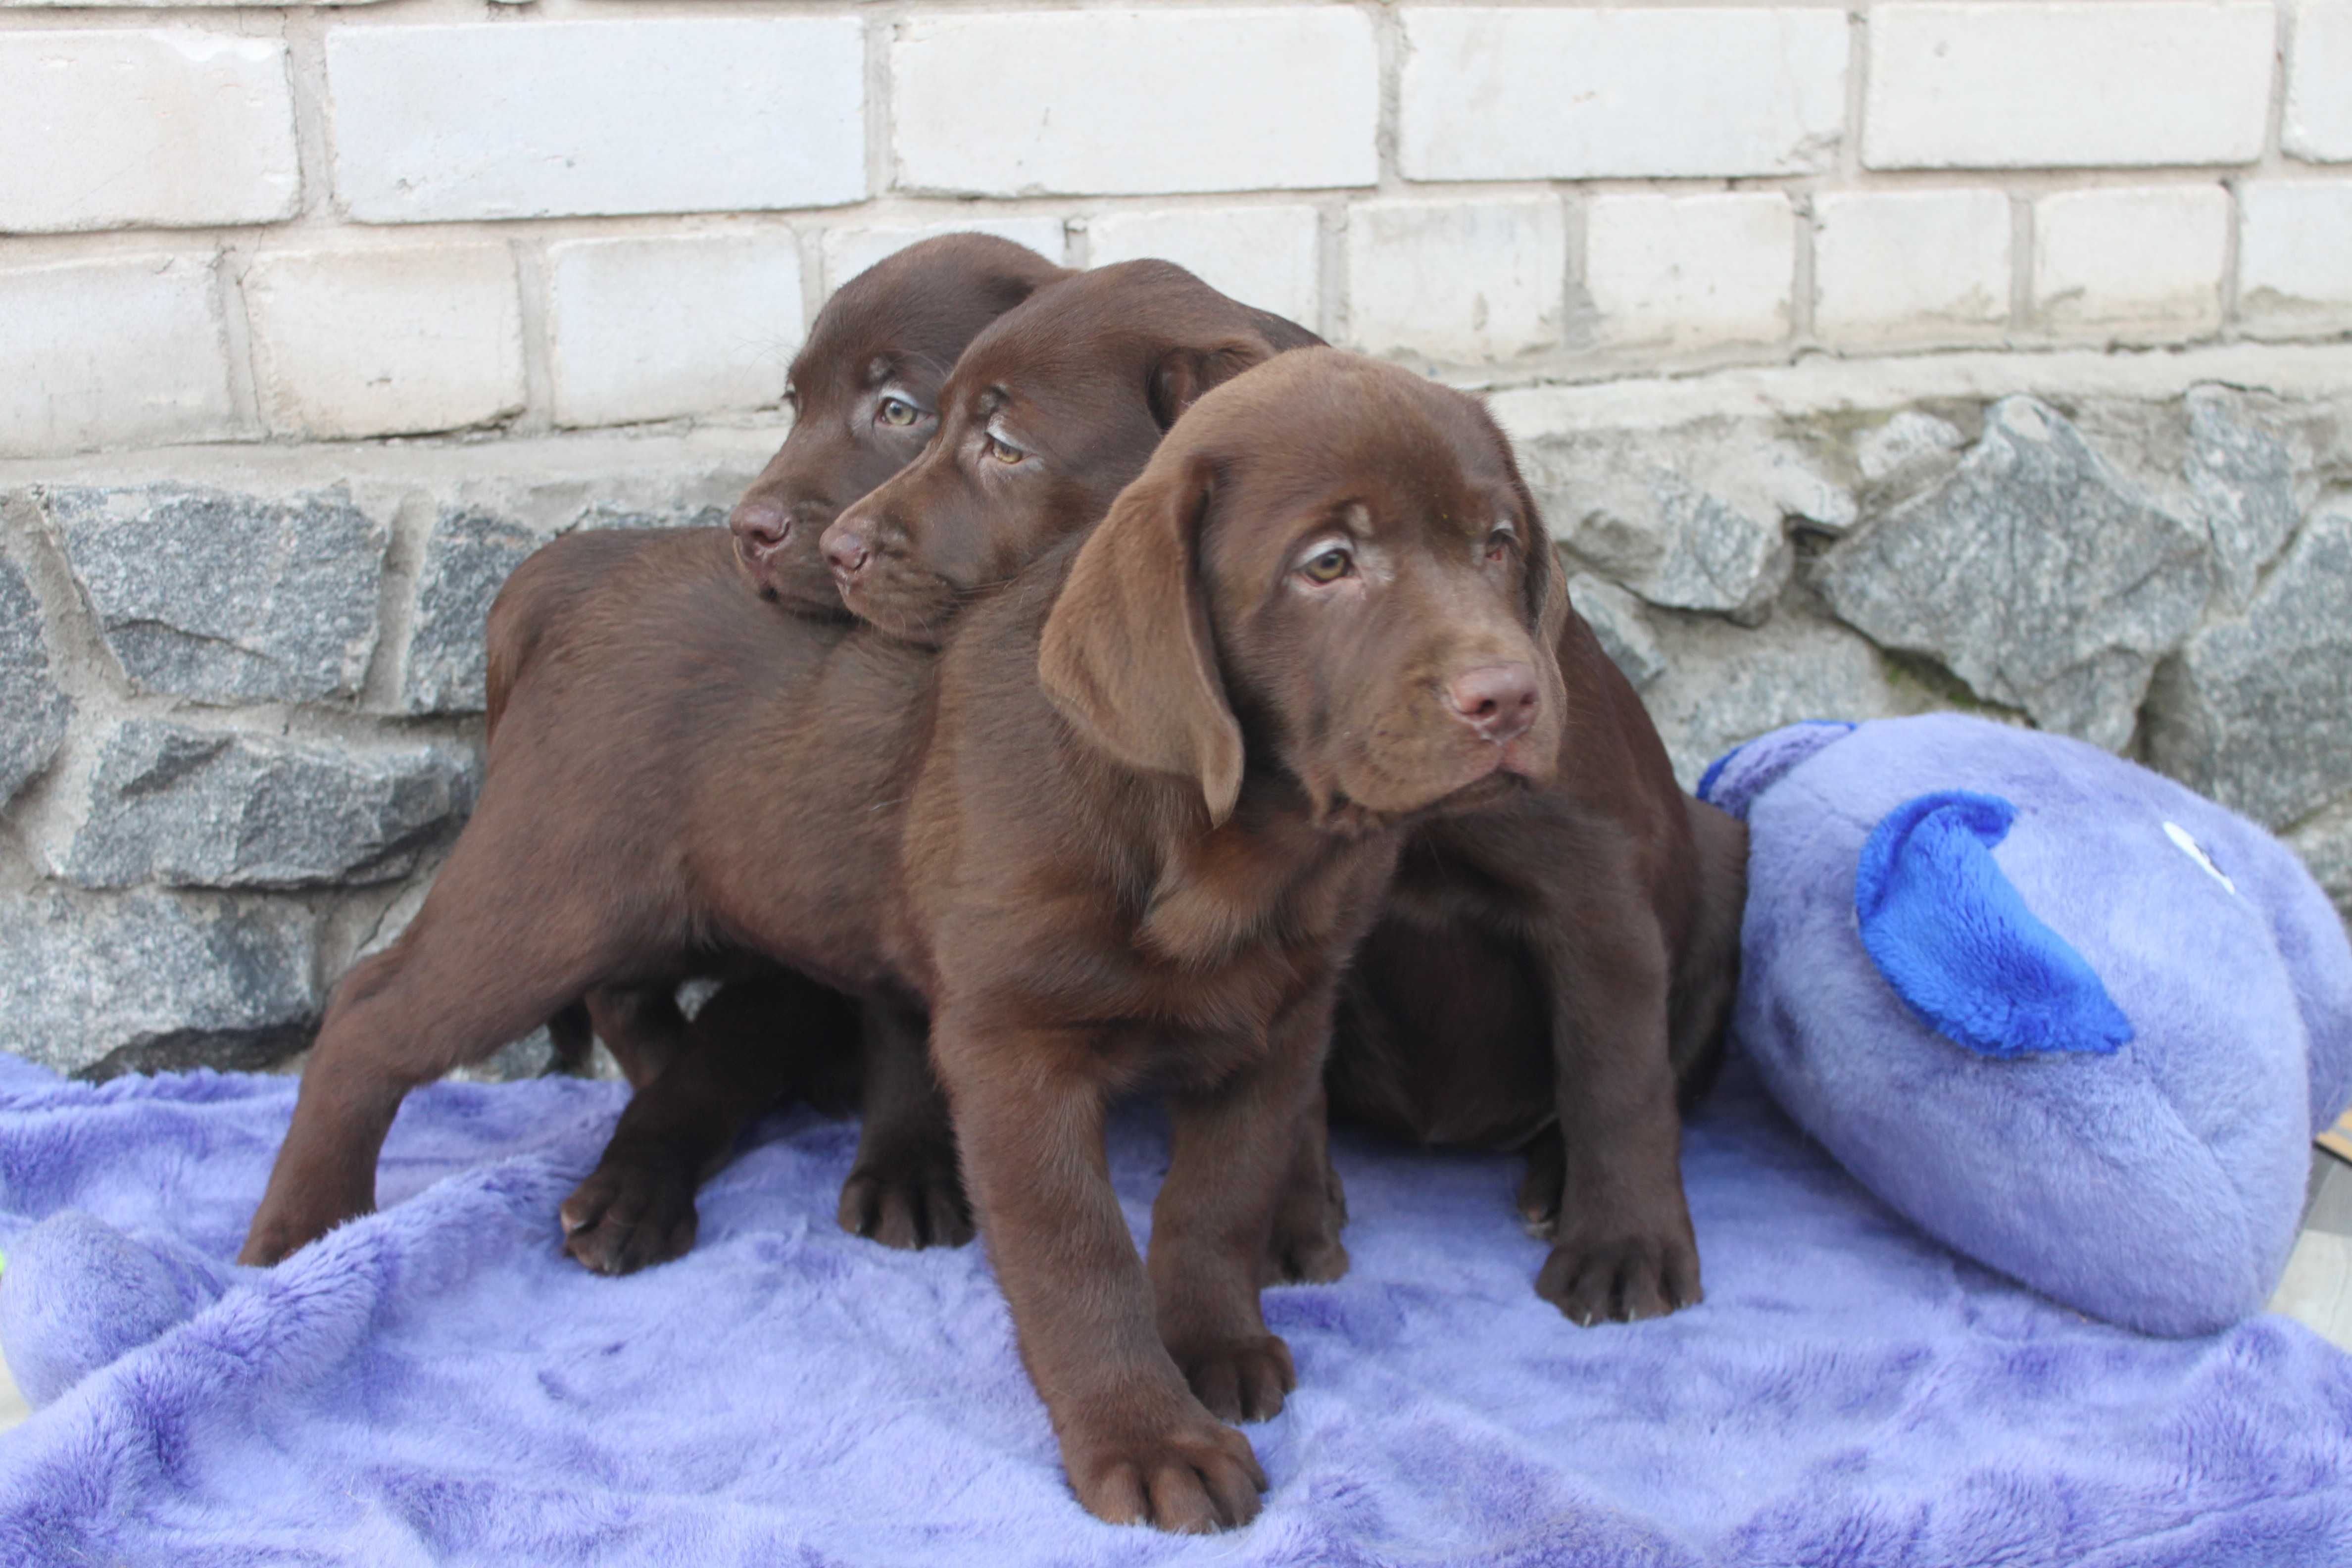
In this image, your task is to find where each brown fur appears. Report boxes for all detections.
[236,257,1306,1272]
[902,350,1573,1531]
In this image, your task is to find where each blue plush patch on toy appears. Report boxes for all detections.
[1702,713,2352,1336]
[1855,790,2132,1059]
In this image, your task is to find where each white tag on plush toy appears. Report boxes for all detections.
[2163,821,2238,895]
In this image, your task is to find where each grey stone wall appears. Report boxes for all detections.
[1,352,2346,1081]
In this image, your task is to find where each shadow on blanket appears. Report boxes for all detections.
[1,1049,2350,1566]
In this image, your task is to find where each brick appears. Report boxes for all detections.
[2033,186,2227,333]
[1814,191,2010,345]
[1584,193,1795,351]
[0,31,298,233]
[328,20,865,224]
[893,10,1377,196]
[821,218,1069,296]
[1346,196,1566,364]
[0,255,237,458]
[2287,1,2352,162]
[244,245,525,440]
[1865,3,2274,170]
[549,233,804,429]
[1084,206,1321,330]
[1398,8,1847,181]
[2239,183,2352,330]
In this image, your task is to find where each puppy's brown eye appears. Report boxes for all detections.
[1485,526,1518,563]
[878,396,920,428]
[1300,546,1354,585]
[984,434,1024,464]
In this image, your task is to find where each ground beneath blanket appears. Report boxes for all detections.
[0,1051,2349,1567]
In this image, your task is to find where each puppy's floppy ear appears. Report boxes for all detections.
[1039,451,1245,826]
[1148,337,1273,432]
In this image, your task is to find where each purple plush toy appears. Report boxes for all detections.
[1702,713,2352,1337]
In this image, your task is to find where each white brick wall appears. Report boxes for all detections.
[1814,191,2012,345]
[0,256,236,458]
[2033,187,2229,333]
[893,10,1378,197]
[1584,194,1796,351]
[0,32,299,233]
[1399,8,1848,181]
[2286,1,2352,161]
[1085,206,1322,332]
[1865,3,2275,170]
[0,1,2344,458]
[327,20,866,223]
[1347,197,1567,363]
[244,245,527,440]
[2239,182,2352,329]
[548,234,804,429]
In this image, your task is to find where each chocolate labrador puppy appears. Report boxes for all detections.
[517,233,1070,1112]
[237,259,1306,1270]
[785,281,1742,1324]
[902,348,1572,1531]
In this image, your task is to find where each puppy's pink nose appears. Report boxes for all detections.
[825,528,870,578]
[1447,663,1538,744]
[732,499,790,558]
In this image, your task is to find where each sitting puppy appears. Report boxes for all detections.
[237,260,1307,1270]
[905,349,1571,1532]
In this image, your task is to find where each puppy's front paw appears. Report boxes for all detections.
[1066,1403,1268,1533]
[1535,1229,1701,1326]
[1261,1158,1349,1285]
[836,1151,973,1250]
[559,1149,699,1275]
[1170,1333,1295,1424]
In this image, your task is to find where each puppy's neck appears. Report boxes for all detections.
[1133,778,1387,972]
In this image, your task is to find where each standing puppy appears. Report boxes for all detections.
[902,349,1570,1532]
[503,233,1070,1105]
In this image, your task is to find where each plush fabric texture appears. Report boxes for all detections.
[4,1053,2352,1565]
[1853,790,2132,1060]
[1705,712,2352,1338]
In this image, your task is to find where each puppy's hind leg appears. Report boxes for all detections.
[238,805,639,1267]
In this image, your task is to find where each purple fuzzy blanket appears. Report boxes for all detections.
[2,1049,2350,1567]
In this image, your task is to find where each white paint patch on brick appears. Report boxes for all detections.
[1084,206,1321,329]
[0,32,298,234]
[327,20,865,224]
[1866,3,2274,170]
[2239,182,2352,329]
[1585,193,1795,351]
[548,233,804,430]
[2033,186,2227,333]
[244,245,526,440]
[2287,2,2352,162]
[820,218,1069,296]
[1398,8,1847,181]
[0,255,237,458]
[1813,190,2011,345]
[893,10,1377,197]
[1346,196,1566,364]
